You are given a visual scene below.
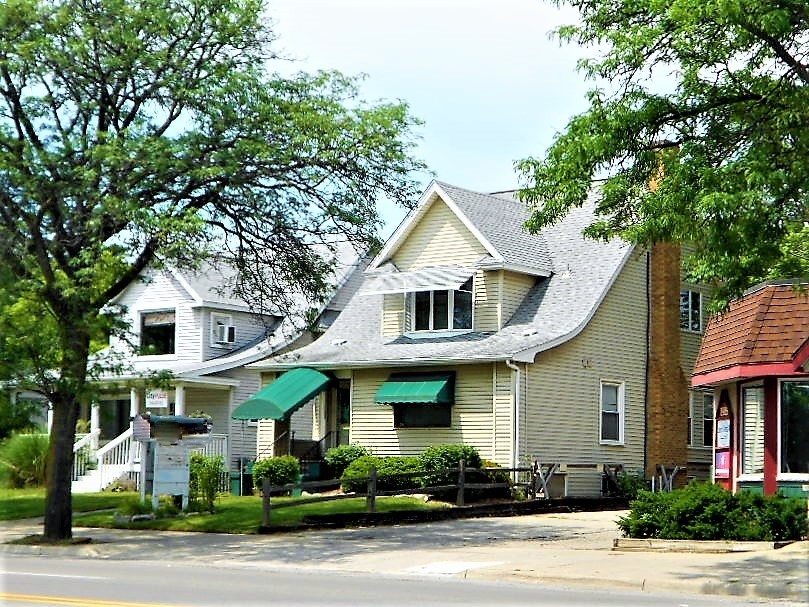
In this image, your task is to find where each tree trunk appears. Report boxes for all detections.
[44,393,80,540]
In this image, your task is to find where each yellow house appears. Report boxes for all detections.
[245,181,710,496]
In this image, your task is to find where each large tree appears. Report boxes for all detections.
[0,0,423,540]
[519,0,809,304]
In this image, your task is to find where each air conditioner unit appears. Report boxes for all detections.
[215,324,236,344]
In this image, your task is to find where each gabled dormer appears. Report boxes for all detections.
[362,181,553,337]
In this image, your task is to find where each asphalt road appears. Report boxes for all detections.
[0,556,785,607]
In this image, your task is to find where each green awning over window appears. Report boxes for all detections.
[375,373,454,404]
[232,367,331,421]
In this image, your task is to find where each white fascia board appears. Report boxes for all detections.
[249,355,507,372]
[189,301,254,314]
[511,245,637,363]
[169,269,204,304]
[475,260,552,278]
[368,181,504,271]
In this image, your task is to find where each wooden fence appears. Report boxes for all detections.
[260,460,561,527]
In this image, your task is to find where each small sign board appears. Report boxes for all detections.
[145,389,169,409]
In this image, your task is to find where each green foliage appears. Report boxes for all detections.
[420,443,482,488]
[613,472,649,501]
[518,0,809,306]
[0,394,41,440]
[340,455,424,493]
[116,497,154,517]
[0,0,424,539]
[617,483,809,541]
[324,444,373,478]
[252,456,301,491]
[0,433,49,488]
[189,454,225,512]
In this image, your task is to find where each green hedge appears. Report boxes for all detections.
[189,454,224,512]
[618,482,808,541]
[419,443,482,489]
[324,444,372,478]
[252,456,300,491]
[340,455,423,493]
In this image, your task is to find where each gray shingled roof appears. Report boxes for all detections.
[253,183,632,369]
[435,182,554,274]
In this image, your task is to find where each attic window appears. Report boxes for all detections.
[141,310,175,355]
[410,278,473,332]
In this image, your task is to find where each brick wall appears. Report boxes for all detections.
[646,241,689,479]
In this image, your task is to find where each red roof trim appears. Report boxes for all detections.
[692,361,809,387]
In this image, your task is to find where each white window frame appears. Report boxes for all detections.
[688,392,694,446]
[210,312,234,347]
[702,392,714,448]
[680,289,704,333]
[599,380,625,445]
[741,383,765,476]
[405,279,473,337]
[138,308,177,358]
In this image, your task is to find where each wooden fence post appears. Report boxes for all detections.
[456,459,465,507]
[262,478,271,527]
[366,466,377,513]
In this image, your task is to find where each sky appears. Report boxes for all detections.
[266,0,593,233]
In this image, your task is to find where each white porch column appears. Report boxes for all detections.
[174,383,186,416]
[47,406,54,434]
[130,388,140,425]
[90,402,100,449]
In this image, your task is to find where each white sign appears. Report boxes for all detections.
[716,418,731,449]
[145,389,169,409]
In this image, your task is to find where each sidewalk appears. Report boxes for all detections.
[2,510,807,602]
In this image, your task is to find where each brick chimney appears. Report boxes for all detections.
[645,241,689,480]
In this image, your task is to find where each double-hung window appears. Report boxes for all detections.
[702,392,714,448]
[411,278,472,332]
[680,290,703,332]
[600,381,624,444]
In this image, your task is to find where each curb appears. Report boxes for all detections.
[612,537,794,553]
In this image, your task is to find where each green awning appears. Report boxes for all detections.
[375,373,454,404]
[232,368,331,421]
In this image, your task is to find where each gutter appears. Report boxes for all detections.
[505,359,521,471]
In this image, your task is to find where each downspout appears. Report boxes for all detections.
[506,359,521,470]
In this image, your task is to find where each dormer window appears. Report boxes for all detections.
[411,278,473,332]
[141,310,175,355]
[211,313,235,346]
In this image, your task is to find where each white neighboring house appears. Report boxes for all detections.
[72,252,364,493]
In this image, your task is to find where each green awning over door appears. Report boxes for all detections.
[232,367,331,421]
[374,373,454,404]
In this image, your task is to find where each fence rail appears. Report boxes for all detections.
[260,461,549,527]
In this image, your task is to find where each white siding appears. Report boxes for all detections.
[522,252,648,496]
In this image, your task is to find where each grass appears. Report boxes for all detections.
[74,494,448,534]
[0,488,139,521]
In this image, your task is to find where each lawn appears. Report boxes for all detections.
[73,494,447,534]
[0,488,140,521]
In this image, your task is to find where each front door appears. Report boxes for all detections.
[326,380,351,448]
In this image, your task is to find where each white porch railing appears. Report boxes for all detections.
[96,427,140,490]
[72,430,101,481]
[191,433,228,462]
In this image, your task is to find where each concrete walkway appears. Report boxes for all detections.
[2,510,807,603]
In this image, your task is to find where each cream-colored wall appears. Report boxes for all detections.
[501,271,536,325]
[474,270,500,332]
[349,365,499,461]
[392,198,487,271]
[522,251,648,496]
[382,294,405,337]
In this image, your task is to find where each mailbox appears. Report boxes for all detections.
[134,413,212,510]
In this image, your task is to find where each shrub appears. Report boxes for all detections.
[0,432,49,488]
[617,482,808,541]
[324,444,372,478]
[189,454,224,512]
[0,394,40,440]
[612,472,648,501]
[116,496,154,517]
[340,455,424,493]
[252,455,300,492]
[419,443,482,489]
